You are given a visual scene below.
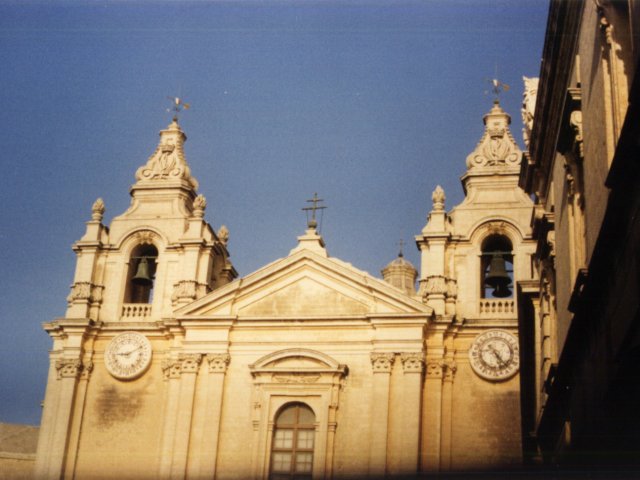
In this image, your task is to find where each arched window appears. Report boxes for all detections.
[481,234,513,298]
[270,403,315,480]
[124,244,158,304]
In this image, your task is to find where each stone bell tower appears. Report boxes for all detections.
[64,118,236,324]
[415,100,536,471]
[35,118,236,479]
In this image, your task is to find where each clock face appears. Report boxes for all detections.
[104,332,152,380]
[468,330,519,381]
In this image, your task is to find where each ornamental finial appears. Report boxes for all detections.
[91,198,105,221]
[432,185,445,211]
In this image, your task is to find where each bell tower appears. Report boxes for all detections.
[64,118,236,324]
[414,99,537,471]
[35,118,236,479]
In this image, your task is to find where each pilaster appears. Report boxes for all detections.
[169,354,203,480]
[188,353,230,479]
[421,358,444,472]
[368,352,395,476]
[399,352,424,474]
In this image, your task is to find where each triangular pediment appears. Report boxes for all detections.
[177,249,431,319]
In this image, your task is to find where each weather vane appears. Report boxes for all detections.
[484,64,510,102]
[167,96,191,121]
[302,193,327,230]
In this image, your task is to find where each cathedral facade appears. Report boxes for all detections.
[34,101,535,479]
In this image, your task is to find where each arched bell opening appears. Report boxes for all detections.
[481,234,514,299]
[124,244,158,304]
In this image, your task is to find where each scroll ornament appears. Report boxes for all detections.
[135,121,198,190]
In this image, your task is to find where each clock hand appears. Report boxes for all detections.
[116,346,142,357]
[489,345,507,367]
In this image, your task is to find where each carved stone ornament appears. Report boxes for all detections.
[67,282,104,305]
[80,361,94,380]
[206,353,230,373]
[179,354,203,374]
[133,230,156,245]
[432,185,446,211]
[466,102,521,169]
[569,110,584,159]
[217,225,229,247]
[91,198,105,221]
[161,359,182,380]
[55,359,84,379]
[171,280,197,302]
[272,374,321,384]
[487,221,508,236]
[193,194,207,218]
[521,76,539,149]
[134,120,198,190]
[443,360,457,382]
[370,353,395,373]
[400,353,424,373]
[425,360,444,379]
[446,278,458,299]
[425,275,447,295]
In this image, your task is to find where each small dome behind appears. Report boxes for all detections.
[382,252,417,296]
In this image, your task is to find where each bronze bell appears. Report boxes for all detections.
[485,254,512,298]
[132,257,153,286]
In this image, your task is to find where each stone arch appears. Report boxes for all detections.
[250,348,346,374]
[468,217,525,248]
[116,226,168,254]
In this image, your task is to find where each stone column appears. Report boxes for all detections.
[421,359,443,472]
[368,353,395,476]
[399,353,424,475]
[188,353,230,479]
[170,354,203,480]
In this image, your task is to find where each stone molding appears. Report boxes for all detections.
[206,353,230,373]
[370,353,395,373]
[400,353,424,373]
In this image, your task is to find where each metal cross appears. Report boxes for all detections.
[167,96,191,121]
[397,238,406,257]
[302,193,327,229]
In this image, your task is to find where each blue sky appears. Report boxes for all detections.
[0,0,548,425]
